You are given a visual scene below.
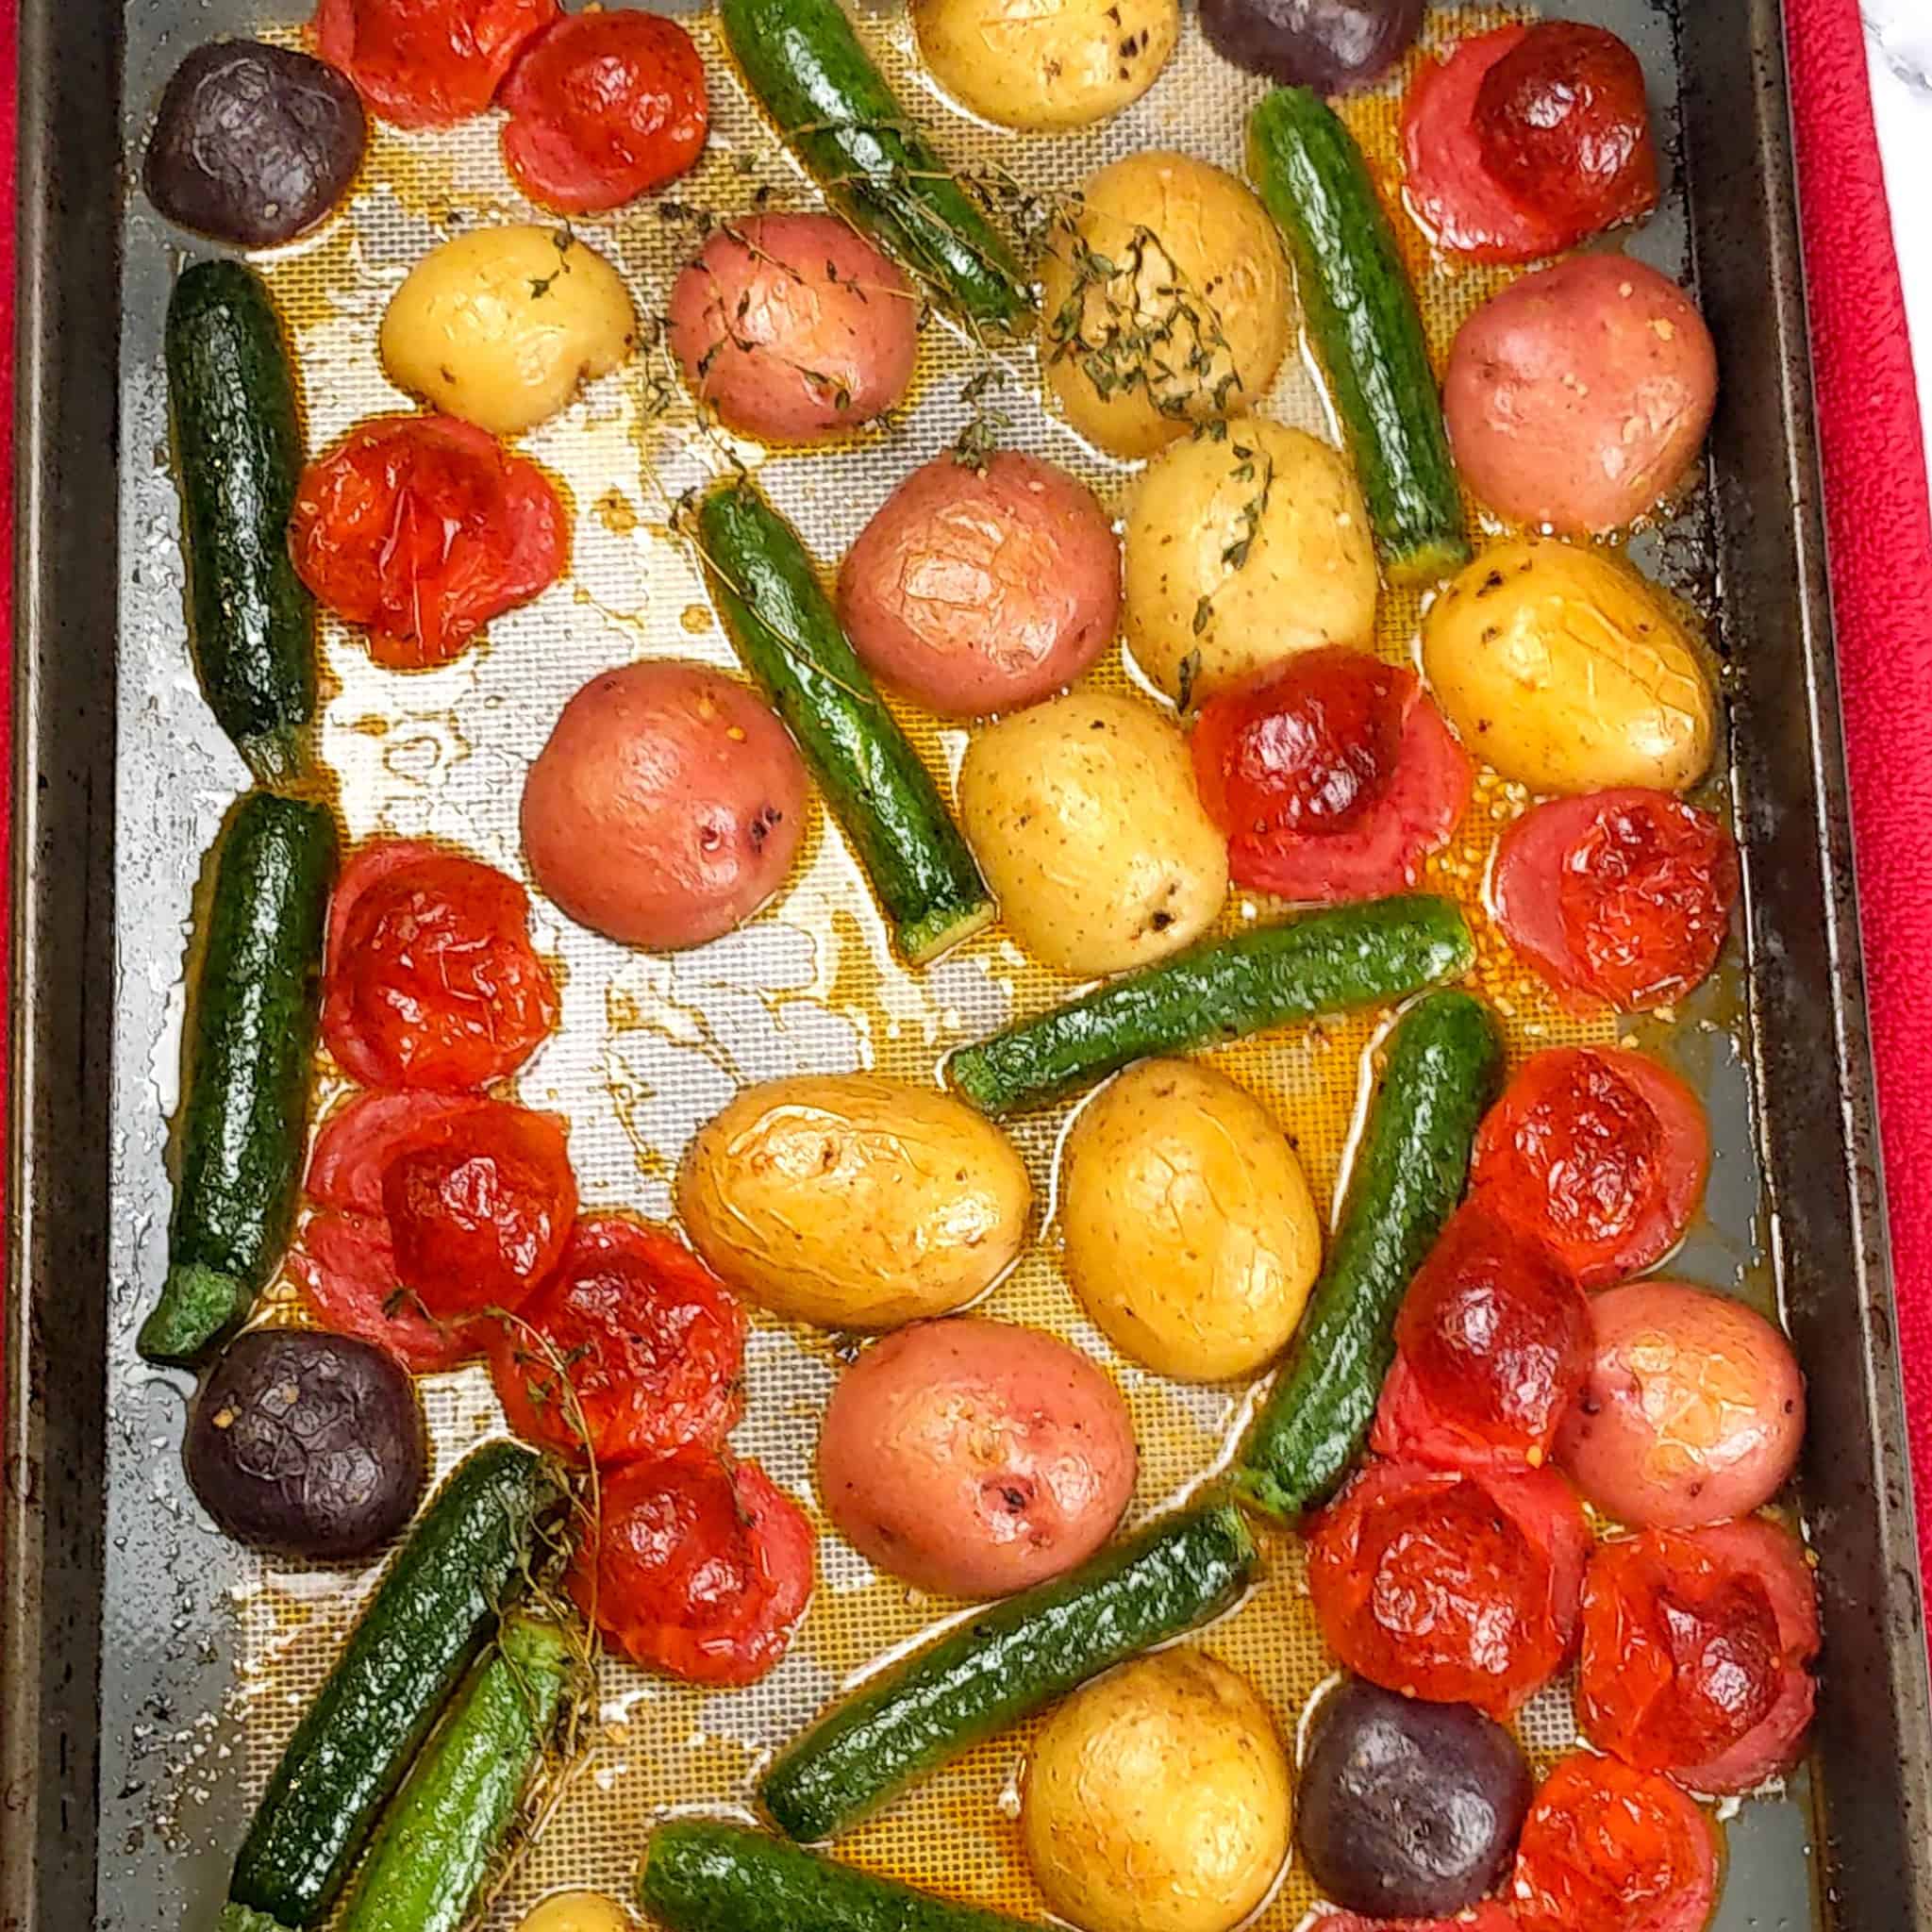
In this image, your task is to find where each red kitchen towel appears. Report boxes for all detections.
[1786,0,1932,1575]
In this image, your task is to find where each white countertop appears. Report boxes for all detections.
[1865,1,1932,465]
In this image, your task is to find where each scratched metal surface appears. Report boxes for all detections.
[98,1,1821,1928]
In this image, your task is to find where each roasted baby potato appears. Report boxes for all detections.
[913,0,1179,131]
[380,225,637,435]
[143,40,366,247]
[1444,255,1718,535]
[667,213,919,444]
[838,451,1121,719]
[958,692,1228,977]
[1040,152,1293,459]
[1124,421,1379,702]
[514,1896,635,1932]
[1059,1058,1321,1380]
[675,1074,1031,1328]
[1421,539,1715,794]
[816,1318,1137,1597]
[1023,1650,1292,1932]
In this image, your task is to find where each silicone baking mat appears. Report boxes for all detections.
[99,2,1815,1925]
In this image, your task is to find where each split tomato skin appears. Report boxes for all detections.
[1493,791,1738,1014]
[1474,23,1659,240]
[500,11,708,214]
[1471,1046,1709,1289]
[323,840,559,1091]
[1402,27,1574,263]
[290,413,568,668]
[312,0,558,129]
[1510,1750,1718,1932]
[381,1102,577,1319]
[1579,1519,1820,1794]
[571,1452,816,1686]
[1191,648,1472,905]
[1193,647,1406,838]
[295,1090,501,1370]
[306,1089,492,1218]
[1307,1457,1590,1718]
[1374,1205,1591,1470]
[489,1217,746,1467]
[290,1210,482,1373]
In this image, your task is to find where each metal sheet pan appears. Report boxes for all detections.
[8,0,1932,1927]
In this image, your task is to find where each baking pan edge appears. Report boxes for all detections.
[1,0,122,1923]
[1677,4,1932,1923]
[6,0,1931,1926]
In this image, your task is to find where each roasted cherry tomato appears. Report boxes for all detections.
[489,1217,745,1466]
[1580,1518,1820,1795]
[311,0,557,127]
[1493,790,1739,1013]
[291,413,569,668]
[323,840,559,1091]
[1191,648,1472,905]
[1474,23,1659,240]
[1374,1204,1591,1471]
[500,11,708,214]
[1510,1751,1718,1932]
[382,1101,575,1319]
[570,1452,815,1685]
[1308,1457,1589,1718]
[1472,1046,1709,1288]
[293,1090,498,1370]
[1402,27,1574,263]
[291,1210,476,1373]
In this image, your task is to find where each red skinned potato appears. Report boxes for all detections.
[668,213,919,443]
[817,1318,1136,1598]
[836,452,1120,718]
[522,660,807,950]
[1445,257,1717,534]
[1556,1280,1804,1529]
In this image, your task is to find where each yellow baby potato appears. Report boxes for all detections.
[515,1894,634,1932]
[675,1074,1032,1328]
[958,692,1228,977]
[1040,152,1293,459]
[1059,1058,1320,1381]
[1023,1650,1292,1932]
[1421,538,1717,794]
[380,225,637,436]
[914,0,1179,131]
[1124,421,1380,702]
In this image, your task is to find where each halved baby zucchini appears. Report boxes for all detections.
[695,476,993,965]
[1247,88,1470,583]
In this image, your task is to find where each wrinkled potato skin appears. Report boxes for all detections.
[1422,539,1715,794]
[1124,422,1379,701]
[1040,153,1292,459]
[1445,256,1718,536]
[675,1074,1031,1329]
[959,694,1228,976]
[914,0,1179,130]
[666,214,918,443]
[1453,253,1723,537]
[1060,1058,1321,1381]
[381,225,636,435]
[1556,1280,1805,1529]
[838,451,1121,718]
[1023,1650,1292,1932]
